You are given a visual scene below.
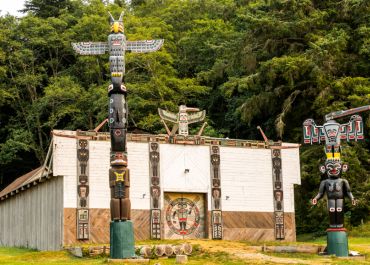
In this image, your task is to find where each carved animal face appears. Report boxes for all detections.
[323,160,348,178]
[109,11,124,33]
[79,140,88,148]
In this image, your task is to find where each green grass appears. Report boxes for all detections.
[0,235,369,265]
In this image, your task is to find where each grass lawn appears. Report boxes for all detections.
[0,236,369,265]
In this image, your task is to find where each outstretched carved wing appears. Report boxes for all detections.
[303,119,324,144]
[72,42,108,55]
[126,39,164,53]
[345,115,364,141]
[188,110,206,124]
[158,108,178,123]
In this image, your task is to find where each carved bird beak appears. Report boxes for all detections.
[185,107,200,112]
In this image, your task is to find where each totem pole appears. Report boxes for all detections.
[158,105,207,136]
[303,105,370,256]
[72,12,163,259]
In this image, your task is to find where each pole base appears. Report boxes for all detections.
[110,221,135,259]
[326,228,348,257]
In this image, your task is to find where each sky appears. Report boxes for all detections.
[0,0,26,17]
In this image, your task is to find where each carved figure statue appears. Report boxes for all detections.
[150,143,160,177]
[72,12,163,91]
[303,106,368,229]
[212,188,221,210]
[312,160,356,228]
[303,107,368,160]
[77,140,89,176]
[109,167,131,220]
[72,12,163,223]
[158,105,207,136]
[211,146,220,179]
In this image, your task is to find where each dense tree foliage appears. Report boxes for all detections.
[0,0,369,233]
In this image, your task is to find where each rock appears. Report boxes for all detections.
[175,254,188,264]
[68,246,83,258]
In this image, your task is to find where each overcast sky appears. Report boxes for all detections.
[0,0,25,16]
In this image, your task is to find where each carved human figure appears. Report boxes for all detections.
[150,143,160,177]
[212,188,221,209]
[312,160,356,228]
[78,185,89,208]
[77,140,89,175]
[173,201,192,232]
[211,146,220,179]
[274,190,283,211]
[272,150,281,181]
[151,186,160,209]
[109,167,131,220]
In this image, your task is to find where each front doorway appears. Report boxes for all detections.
[163,192,206,239]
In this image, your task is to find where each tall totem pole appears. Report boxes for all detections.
[303,106,369,257]
[72,12,163,259]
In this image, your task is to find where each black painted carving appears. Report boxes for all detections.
[149,142,161,239]
[77,139,89,239]
[271,147,284,240]
[210,145,222,239]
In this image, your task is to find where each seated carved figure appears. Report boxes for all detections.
[109,167,131,221]
[312,160,356,228]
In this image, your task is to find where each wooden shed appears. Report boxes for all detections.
[0,130,301,250]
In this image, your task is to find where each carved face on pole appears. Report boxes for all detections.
[109,12,124,34]
[320,160,348,179]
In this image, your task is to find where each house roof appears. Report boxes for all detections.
[0,166,52,201]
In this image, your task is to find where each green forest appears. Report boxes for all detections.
[0,0,369,234]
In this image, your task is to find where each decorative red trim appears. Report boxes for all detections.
[326,228,347,232]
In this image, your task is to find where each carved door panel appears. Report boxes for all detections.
[163,192,205,239]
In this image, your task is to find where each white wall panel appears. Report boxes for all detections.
[160,144,211,209]
[88,141,150,209]
[53,136,77,208]
[89,141,110,208]
[281,144,301,213]
[53,136,76,176]
[53,134,300,213]
[220,147,274,212]
[127,142,150,210]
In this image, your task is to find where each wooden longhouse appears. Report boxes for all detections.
[0,130,301,250]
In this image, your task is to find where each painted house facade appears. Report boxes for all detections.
[0,130,301,250]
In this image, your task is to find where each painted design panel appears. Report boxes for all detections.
[210,145,222,239]
[77,139,89,239]
[149,142,161,239]
[271,147,285,240]
[164,193,205,239]
[212,210,222,239]
[151,209,161,239]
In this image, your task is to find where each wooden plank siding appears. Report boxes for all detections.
[63,208,150,245]
[221,211,296,241]
[0,176,63,250]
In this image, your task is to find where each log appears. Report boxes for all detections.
[262,245,321,254]
[154,245,165,257]
[182,243,192,255]
[173,245,184,255]
[175,254,188,264]
[140,246,152,258]
[164,244,174,256]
